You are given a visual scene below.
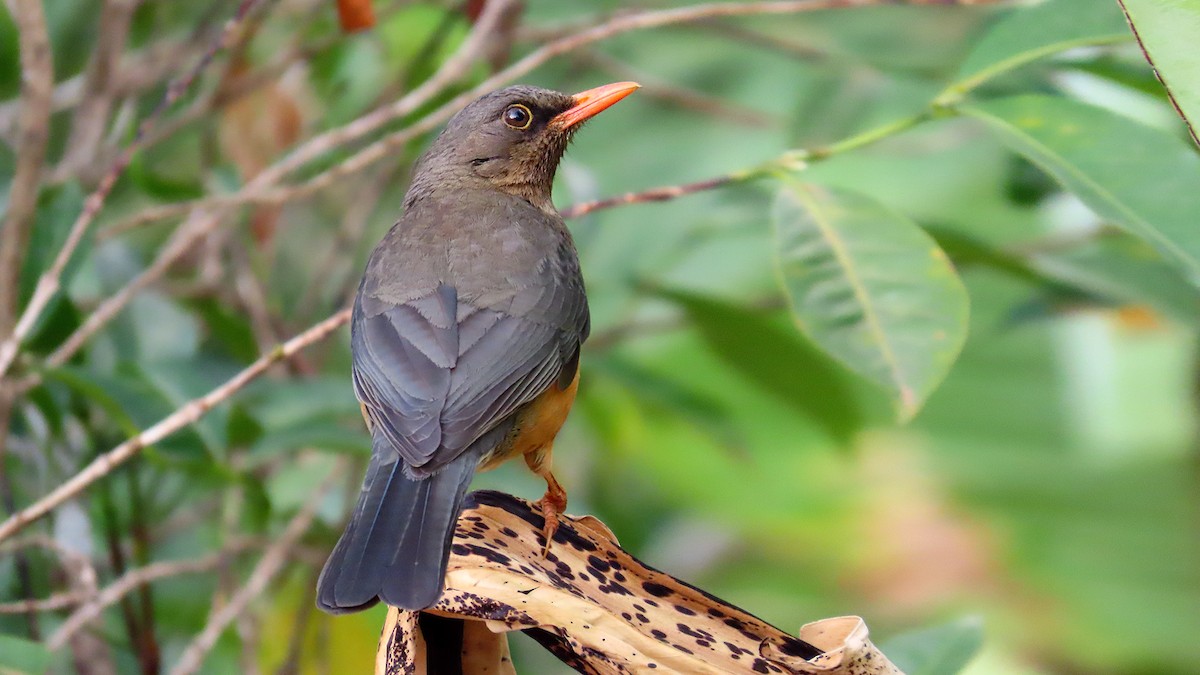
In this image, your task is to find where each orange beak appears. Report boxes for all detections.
[552,81,641,129]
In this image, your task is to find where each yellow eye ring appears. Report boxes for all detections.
[502,104,533,130]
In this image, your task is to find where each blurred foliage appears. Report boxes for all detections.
[1,0,1199,673]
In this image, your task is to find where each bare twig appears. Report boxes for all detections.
[0,0,54,640]
[579,49,780,128]
[0,0,1006,540]
[696,19,831,62]
[48,543,258,649]
[0,0,54,338]
[0,0,264,381]
[565,105,938,220]
[0,308,350,542]
[105,0,1006,236]
[0,26,221,142]
[105,0,517,236]
[167,468,341,675]
[562,173,744,219]
[27,0,515,375]
[0,591,86,614]
[294,163,401,321]
[55,0,140,182]
[43,210,223,370]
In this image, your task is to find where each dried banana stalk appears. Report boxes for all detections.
[376,491,902,675]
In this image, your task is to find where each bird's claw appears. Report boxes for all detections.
[534,490,566,557]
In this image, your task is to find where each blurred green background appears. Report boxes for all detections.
[1,0,1198,673]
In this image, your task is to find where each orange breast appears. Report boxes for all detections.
[480,369,580,472]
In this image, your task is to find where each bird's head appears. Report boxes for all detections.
[409,82,640,210]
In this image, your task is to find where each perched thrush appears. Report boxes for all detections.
[317,82,640,612]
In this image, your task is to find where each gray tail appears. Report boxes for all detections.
[316,436,477,613]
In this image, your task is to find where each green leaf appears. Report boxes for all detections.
[772,182,968,420]
[1119,0,1200,145]
[930,227,1200,324]
[965,95,1200,277]
[250,419,369,458]
[128,129,207,200]
[44,365,212,461]
[655,290,863,443]
[186,297,260,362]
[226,404,264,448]
[881,616,984,675]
[1026,233,1200,324]
[945,0,1130,98]
[17,183,87,345]
[590,356,747,457]
[0,634,52,674]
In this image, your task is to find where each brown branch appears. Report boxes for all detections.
[0,0,265,381]
[41,210,224,372]
[0,591,86,614]
[24,0,515,376]
[47,542,259,649]
[579,49,781,128]
[105,0,1007,237]
[0,0,54,340]
[294,163,401,322]
[562,173,743,219]
[0,0,1008,541]
[55,0,140,182]
[0,25,221,143]
[378,491,900,674]
[0,0,54,640]
[167,468,341,675]
[0,307,350,542]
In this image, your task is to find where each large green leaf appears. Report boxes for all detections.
[1026,233,1200,324]
[1119,0,1200,145]
[0,634,52,675]
[965,95,1200,277]
[654,290,863,444]
[44,365,213,462]
[772,183,968,420]
[931,227,1200,325]
[881,616,984,675]
[945,0,1129,98]
[589,356,747,457]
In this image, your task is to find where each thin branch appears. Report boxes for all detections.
[563,107,936,219]
[294,163,401,322]
[55,0,140,182]
[0,308,350,542]
[167,468,341,675]
[0,591,86,614]
[562,173,744,219]
[24,0,515,375]
[0,0,54,640]
[105,0,1006,236]
[0,0,1007,540]
[0,0,54,339]
[579,49,780,128]
[48,543,257,649]
[0,0,264,381]
[0,24,221,143]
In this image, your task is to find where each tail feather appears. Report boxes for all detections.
[317,424,510,613]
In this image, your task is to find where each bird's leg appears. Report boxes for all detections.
[525,448,567,556]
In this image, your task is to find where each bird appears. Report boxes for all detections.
[316,81,640,613]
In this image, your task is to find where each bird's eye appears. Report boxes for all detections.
[502,104,533,130]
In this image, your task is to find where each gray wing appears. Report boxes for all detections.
[351,253,588,475]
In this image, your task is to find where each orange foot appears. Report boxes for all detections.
[532,472,567,556]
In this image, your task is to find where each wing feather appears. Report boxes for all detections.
[352,273,585,474]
